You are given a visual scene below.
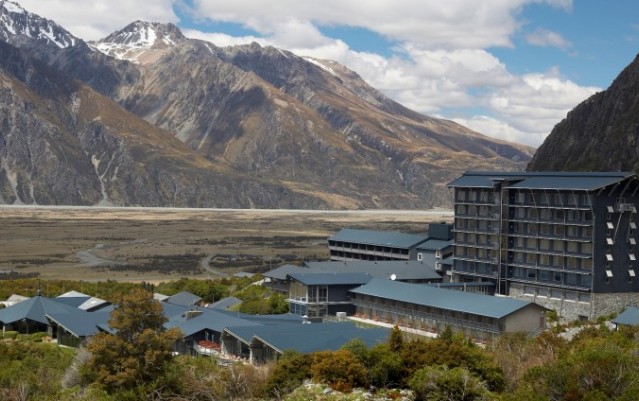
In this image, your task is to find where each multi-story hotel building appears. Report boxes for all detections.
[448,171,639,321]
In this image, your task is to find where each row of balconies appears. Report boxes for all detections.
[352,299,502,333]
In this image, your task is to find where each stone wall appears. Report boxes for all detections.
[510,284,639,322]
[509,285,592,322]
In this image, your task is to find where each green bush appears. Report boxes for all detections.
[2,330,18,340]
[265,350,313,397]
[409,365,494,401]
[311,350,369,392]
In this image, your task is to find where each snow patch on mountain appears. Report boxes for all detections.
[0,0,76,48]
[92,21,184,63]
[303,57,338,77]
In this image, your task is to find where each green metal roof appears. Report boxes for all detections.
[448,171,636,191]
[329,228,428,248]
[349,278,541,319]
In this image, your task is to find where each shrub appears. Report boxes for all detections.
[311,350,368,392]
[2,330,18,340]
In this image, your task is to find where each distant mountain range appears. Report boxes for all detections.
[0,0,533,208]
[528,53,639,173]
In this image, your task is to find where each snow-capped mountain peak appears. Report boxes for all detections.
[0,0,78,48]
[91,21,185,64]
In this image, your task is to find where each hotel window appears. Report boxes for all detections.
[606,254,614,262]
[567,258,578,269]
[629,270,636,282]
[539,254,550,266]
[582,275,592,287]
[630,238,637,245]
[568,194,577,206]
[567,241,578,253]
[554,193,563,205]
[582,259,592,270]
[607,238,614,245]
[583,226,592,237]
[554,272,562,282]
[581,243,592,255]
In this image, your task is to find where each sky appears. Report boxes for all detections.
[13,0,639,148]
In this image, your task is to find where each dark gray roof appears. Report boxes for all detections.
[288,272,373,286]
[166,291,202,307]
[416,239,453,252]
[165,308,260,337]
[263,264,302,281]
[448,171,635,191]
[0,295,80,325]
[224,322,389,353]
[329,228,428,248]
[208,296,242,310]
[612,306,639,326]
[350,279,541,319]
[305,260,441,281]
[45,309,112,337]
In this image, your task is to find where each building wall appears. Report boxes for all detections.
[451,177,639,322]
[502,304,546,332]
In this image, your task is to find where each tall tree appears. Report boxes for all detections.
[83,287,182,393]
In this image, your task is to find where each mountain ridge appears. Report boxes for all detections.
[1,1,534,209]
[527,52,639,173]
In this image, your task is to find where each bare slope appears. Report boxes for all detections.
[1,2,534,208]
[528,52,639,173]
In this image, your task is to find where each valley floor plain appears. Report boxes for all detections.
[0,206,453,283]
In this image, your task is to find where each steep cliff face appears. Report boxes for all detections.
[528,53,639,173]
[0,1,535,208]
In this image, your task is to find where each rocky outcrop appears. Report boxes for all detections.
[528,52,639,173]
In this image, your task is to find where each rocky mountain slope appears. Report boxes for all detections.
[1,1,534,208]
[528,52,639,173]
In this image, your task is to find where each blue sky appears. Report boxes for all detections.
[15,0,639,147]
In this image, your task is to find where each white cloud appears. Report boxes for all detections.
[12,0,597,149]
[527,28,572,50]
[453,115,539,147]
